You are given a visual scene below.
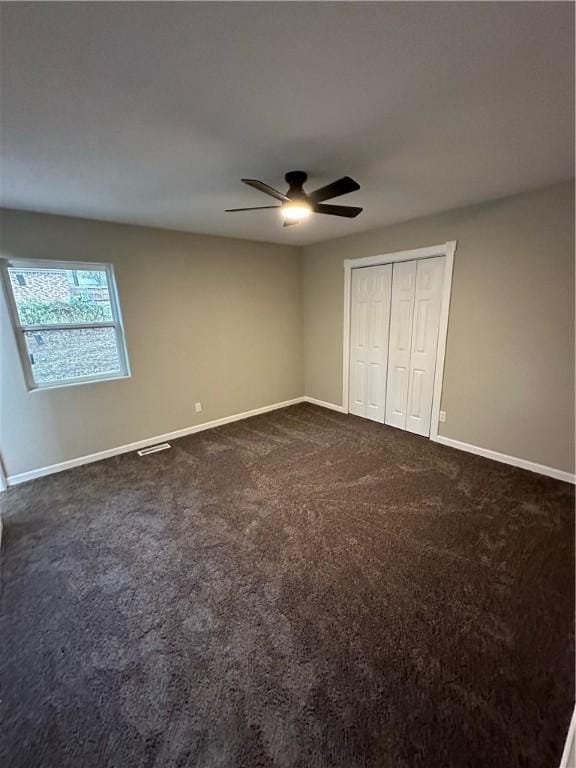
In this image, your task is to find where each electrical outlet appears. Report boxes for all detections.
[195,402,202,413]
[439,410,446,423]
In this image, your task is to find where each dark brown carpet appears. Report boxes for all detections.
[1,403,574,768]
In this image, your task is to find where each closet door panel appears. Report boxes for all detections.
[365,265,392,422]
[385,260,416,429]
[349,269,370,417]
[348,265,392,421]
[406,257,444,436]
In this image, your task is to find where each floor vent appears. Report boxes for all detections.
[137,443,171,456]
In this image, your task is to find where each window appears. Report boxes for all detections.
[2,260,130,389]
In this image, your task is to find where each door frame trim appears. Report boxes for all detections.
[342,241,457,440]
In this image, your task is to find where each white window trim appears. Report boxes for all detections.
[1,258,131,391]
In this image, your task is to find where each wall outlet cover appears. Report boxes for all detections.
[195,402,202,413]
[439,410,446,422]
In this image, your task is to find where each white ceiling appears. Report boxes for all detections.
[1,2,574,246]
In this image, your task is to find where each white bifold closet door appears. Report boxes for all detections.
[385,256,444,436]
[348,264,392,422]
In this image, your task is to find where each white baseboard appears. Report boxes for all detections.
[6,397,306,486]
[303,396,346,413]
[6,397,574,487]
[559,706,576,768]
[433,435,576,485]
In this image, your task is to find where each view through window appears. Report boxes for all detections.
[4,262,130,388]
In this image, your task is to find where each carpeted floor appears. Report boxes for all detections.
[1,403,574,768]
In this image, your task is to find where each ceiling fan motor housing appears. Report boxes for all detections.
[285,171,308,201]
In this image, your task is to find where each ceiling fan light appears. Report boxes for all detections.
[282,202,312,221]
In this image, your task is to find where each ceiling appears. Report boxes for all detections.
[1,2,574,246]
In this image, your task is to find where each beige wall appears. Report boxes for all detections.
[2,181,574,480]
[303,181,575,474]
[0,210,303,477]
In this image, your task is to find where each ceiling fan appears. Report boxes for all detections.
[226,171,362,227]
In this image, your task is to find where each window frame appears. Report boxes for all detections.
[1,258,131,391]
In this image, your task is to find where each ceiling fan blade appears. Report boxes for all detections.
[225,206,281,212]
[313,203,363,218]
[308,176,360,203]
[242,179,289,202]
[282,219,299,227]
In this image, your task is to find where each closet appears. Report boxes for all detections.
[348,256,444,437]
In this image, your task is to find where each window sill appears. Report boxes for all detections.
[28,373,131,393]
